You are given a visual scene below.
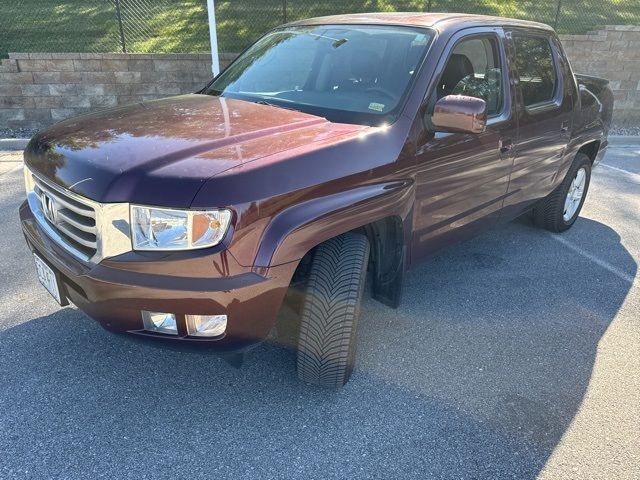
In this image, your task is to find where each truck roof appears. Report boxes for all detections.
[287,12,554,33]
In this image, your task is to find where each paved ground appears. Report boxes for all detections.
[0,150,22,175]
[0,146,638,479]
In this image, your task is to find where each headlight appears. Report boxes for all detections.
[131,206,231,251]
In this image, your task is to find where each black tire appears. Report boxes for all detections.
[533,153,592,232]
[296,233,370,388]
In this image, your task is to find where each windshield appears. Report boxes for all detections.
[204,25,433,126]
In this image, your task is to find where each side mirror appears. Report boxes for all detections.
[431,95,487,134]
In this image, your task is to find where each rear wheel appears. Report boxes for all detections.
[296,233,370,388]
[534,153,592,232]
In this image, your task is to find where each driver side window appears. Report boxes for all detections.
[438,36,504,117]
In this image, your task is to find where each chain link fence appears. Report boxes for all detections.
[2,0,639,58]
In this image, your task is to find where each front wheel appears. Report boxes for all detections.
[534,153,592,232]
[296,233,370,388]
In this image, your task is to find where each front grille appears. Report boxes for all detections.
[32,175,98,258]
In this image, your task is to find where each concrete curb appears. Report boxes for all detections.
[0,138,30,151]
[609,135,640,146]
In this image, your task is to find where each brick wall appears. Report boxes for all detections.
[559,26,640,126]
[0,26,639,130]
[0,52,236,130]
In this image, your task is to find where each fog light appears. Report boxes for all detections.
[186,314,227,337]
[142,311,178,335]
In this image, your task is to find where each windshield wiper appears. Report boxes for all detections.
[254,99,301,113]
[204,87,223,96]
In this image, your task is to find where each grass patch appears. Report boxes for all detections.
[1,0,638,58]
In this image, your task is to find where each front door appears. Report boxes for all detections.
[412,29,517,260]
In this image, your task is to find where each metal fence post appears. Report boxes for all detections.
[283,0,287,23]
[207,0,220,75]
[114,0,127,53]
[554,0,563,29]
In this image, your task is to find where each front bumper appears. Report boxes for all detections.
[20,201,296,351]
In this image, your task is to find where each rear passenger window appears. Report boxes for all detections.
[513,35,557,107]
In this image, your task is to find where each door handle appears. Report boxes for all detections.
[560,121,569,133]
[499,138,513,154]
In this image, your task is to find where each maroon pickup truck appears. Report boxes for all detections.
[20,13,612,387]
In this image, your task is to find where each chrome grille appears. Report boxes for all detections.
[25,167,133,263]
[32,175,98,257]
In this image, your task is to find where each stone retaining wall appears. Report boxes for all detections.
[0,25,639,130]
[0,52,235,129]
[560,26,640,126]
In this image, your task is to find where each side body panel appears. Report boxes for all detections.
[562,73,613,169]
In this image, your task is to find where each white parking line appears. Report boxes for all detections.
[599,163,640,178]
[551,234,635,284]
[0,164,23,177]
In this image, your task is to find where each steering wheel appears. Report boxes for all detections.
[365,86,398,102]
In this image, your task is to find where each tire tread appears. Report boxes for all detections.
[296,233,369,388]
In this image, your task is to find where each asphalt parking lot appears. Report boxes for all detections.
[0,146,638,479]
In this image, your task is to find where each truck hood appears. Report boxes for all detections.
[24,94,367,207]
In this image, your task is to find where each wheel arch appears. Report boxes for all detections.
[358,215,407,308]
[577,140,601,164]
[256,180,414,308]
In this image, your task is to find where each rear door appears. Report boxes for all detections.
[501,30,573,217]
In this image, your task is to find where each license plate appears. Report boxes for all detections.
[33,253,62,305]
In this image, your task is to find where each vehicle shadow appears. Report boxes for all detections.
[0,217,635,479]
